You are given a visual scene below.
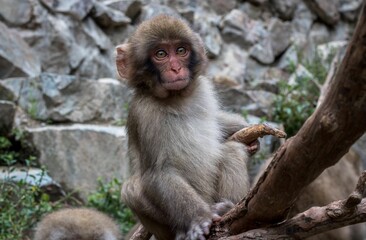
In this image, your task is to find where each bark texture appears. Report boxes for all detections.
[213,1,366,237]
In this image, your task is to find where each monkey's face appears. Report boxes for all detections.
[150,41,191,92]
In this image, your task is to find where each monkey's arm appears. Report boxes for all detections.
[217,111,248,139]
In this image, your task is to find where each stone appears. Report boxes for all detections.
[0,22,41,78]
[268,18,292,58]
[277,45,299,71]
[207,44,248,86]
[249,37,275,65]
[26,124,129,200]
[17,11,114,79]
[270,0,298,20]
[0,100,16,135]
[194,13,222,58]
[339,0,363,22]
[292,1,317,35]
[210,0,237,15]
[18,73,131,123]
[220,9,267,49]
[0,0,33,26]
[138,4,179,22]
[303,0,340,25]
[40,0,94,20]
[91,1,131,27]
[105,0,143,20]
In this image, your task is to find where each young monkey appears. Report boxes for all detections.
[33,208,121,240]
[117,15,259,240]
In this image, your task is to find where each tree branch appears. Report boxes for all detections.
[210,1,366,238]
[219,171,366,239]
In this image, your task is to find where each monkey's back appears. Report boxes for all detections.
[34,208,121,240]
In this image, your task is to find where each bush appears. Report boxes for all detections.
[87,178,136,234]
[273,55,327,137]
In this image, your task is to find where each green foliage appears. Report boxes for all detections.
[0,133,62,240]
[0,162,61,240]
[87,178,136,234]
[0,136,17,166]
[273,55,327,137]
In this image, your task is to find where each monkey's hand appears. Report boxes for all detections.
[176,216,212,240]
[211,199,235,221]
[246,139,260,156]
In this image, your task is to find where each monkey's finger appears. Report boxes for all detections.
[212,213,221,222]
[201,221,211,235]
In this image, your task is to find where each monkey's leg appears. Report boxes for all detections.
[122,174,214,240]
[217,141,250,204]
[122,176,174,240]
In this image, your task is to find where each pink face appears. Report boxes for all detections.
[151,41,191,91]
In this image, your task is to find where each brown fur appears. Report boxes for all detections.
[117,15,253,240]
[33,208,121,240]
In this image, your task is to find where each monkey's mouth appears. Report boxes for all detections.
[162,78,189,91]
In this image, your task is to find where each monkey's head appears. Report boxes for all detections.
[116,15,208,98]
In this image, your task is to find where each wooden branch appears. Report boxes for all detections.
[228,124,286,144]
[220,171,366,240]
[210,2,366,238]
[221,199,366,240]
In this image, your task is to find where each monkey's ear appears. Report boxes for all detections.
[116,44,129,79]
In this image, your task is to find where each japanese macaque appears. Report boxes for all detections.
[33,208,121,240]
[116,15,259,240]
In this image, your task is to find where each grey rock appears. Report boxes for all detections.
[292,1,317,35]
[0,167,59,188]
[207,44,248,86]
[105,0,143,20]
[82,17,114,51]
[277,45,299,71]
[309,22,331,45]
[91,1,131,27]
[194,13,222,58]
[0,22,41,78]
[210,0,237,15]
[245,90,276,117]
[270,0,298,20]
[268,18,292,58]
[0,100,16,135]
[216,87,252,113]
[244,58,269,82]
[77,47,115,79]
[339,0,363,22]
[138,4,179,22]
[303,0,340,25]
[238,2,263,20]
[18,73,131,123]
[0,0,33,26]
[40,0,94,20]
[249,37,275,65]
[105,24,136,46]
[18,12,114,79]
[26,124,129,200]
[220,9,267,49]
[0,77,25,101]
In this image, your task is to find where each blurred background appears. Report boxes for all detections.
[0,0,365,239]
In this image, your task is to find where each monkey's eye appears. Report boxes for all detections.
[176,47,187,56]
[155,50,167,59]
